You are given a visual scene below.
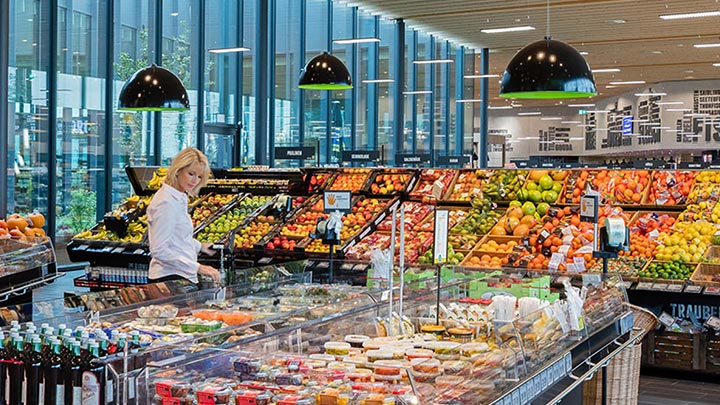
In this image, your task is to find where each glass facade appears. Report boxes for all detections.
[2,0,477,264]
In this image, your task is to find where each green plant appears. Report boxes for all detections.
[57,189,97,235]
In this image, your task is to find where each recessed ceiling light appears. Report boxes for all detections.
[685,70,695,73]
[587,110,610,113]
[568,103,595,107]
[609,80,646,85]
[666,108,691,112]
[464,74,500,79]
[481,26,535,34]
[208,47,251,53]
[517,112,542,116]
[656,101,684,105]
[402,90,432,95]
[413,59,453,64]
[541,117,563,121]
[456,99,483,103]
[651,50,663,55]
[488,105,513,109]
[608,19,627,24]
[713,63,720,67]
[333,37,381,44]
[693,43,720,48]
[659,10,720,20]
[686,76,696,79]
[635,92,667,96]
[592,68,621,73]
[579,51,589,55]
[562,121,582,124]
[605,85,618,88]
[362,79,395,84]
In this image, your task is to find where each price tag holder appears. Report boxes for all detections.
[636,282,654,290]
[705,286,720,295]
[667,284,684,293]
[651,283,668,291]
[658,311,675,328]
[548,253,565,272]
[324,191,352,214]
[433,210,450,264]
[705,316,720,331]
[581,273,602,286]
[580,194,599,223]
[573,257,586,272]
[685,285,703,294]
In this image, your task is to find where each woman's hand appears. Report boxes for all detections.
[200,242,217,256]
[198,264,221,284]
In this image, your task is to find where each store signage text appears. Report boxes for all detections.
[342,150,380,162]
[274,146,315,160]
[669,303,720,322]
[395,153,431,165]
[436,155,470,166]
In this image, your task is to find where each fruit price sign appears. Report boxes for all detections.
[433,210,449,264]
[323,191,352,214]
[580,194,599,223]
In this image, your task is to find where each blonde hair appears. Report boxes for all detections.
[165,147,212,197]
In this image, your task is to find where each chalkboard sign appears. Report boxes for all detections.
[395,153,431,165]
[275,146,315,160]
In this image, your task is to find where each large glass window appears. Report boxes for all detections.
[204,0,241,168]
[304,0,329,164]
[414,32,432,155]
[160,0,199,163]
[7,0,50,226]
[354,13,375,152]
[113,1,156,204]
[273,0,302,168]
[242,0,256,166]
[377,18,396,165]
[330,3,353,165]
[54,1,107,258]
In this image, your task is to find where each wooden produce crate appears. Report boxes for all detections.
[706,339,720,372]
[361,169,419,196]
[412,207,469,232]
[409,168,457,200]
[644,170,698,206]
[704,246,720,260]
[637,260,698,284]
[690,263,720,287]
[643,330,706,371]
[443,169,490,202]
[326,168,372,193]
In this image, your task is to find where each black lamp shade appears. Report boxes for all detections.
[118,64,190,111]
[500,39,596,99]
[298,52,353,90]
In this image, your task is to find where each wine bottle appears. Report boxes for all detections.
[80,342,105,405]
[63,340,82,405]
[0,331,9,405]
[7,334,25,405]
[25,337,43,405]
[56,325,66,338]
[43,339,63,405]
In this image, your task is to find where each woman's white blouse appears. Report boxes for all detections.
[147,183,201,283]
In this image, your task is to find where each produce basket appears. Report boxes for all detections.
[583,304,657,405]
[689,263,720,287]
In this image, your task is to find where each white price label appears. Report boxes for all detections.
[685,285,703,294]
[433,210,450,264]
[548,253,565,272]
[659,311,675,328]
[705,316,720,331]
[667,284,684,292]
[573,257,586,272]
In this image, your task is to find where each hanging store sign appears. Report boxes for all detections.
[275,146,315,160]
[395,153,431,165]
[633,160,666,169]
[678,162,707,169]
[342,150,380,163]
[436,155,470,166]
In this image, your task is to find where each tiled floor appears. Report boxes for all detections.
[638,375,720,404]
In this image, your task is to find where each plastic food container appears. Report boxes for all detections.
[447,327,474,343]
[420,324,446,338]
[344,334,370,348]
[422,341,460,356]
[235,390,272,405]
[405,348,433,360]
[410,370,442,383]
[277,395,313,405]
[410,358,440,373]
[274,373,304,386]
[365,350,394,363]
[347,368,373,382]
[309,354,336,363]
[441,360,471,374]
[155,380,190,398]
[435,375,465,388]
[324,341,351,356]
[232,358,262,375]
[460,342,490,357]
[373,360,404,377]
[197,386,232,404]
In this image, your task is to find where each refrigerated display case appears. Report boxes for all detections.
[0,237,60,307]
[134,273,637,405]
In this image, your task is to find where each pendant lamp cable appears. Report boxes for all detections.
[546,0,551,39]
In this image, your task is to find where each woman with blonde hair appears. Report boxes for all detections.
[147,147,221,285]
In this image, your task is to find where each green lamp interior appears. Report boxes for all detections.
[299,83,353,90]
[118,107,190,112]
[500,91,596,99]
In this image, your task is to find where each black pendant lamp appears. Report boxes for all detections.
[499,38,597,99]
[298,52,352,90]
[118,64,190,111]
